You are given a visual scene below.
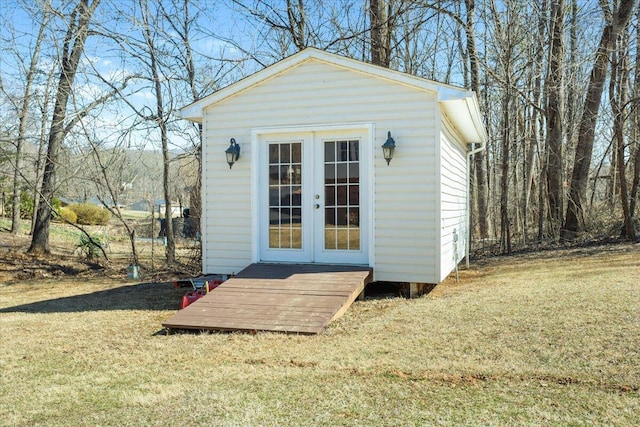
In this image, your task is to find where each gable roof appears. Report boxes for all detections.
[177,47,487,144]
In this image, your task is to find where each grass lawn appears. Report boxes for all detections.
[0,243,638,426]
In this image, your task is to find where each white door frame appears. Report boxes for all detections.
[251,123,375,266]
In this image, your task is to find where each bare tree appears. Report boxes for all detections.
[135,0,176,263]
[487,0,532,253]
[630,5,640,220]
[159,0,207,249]
[544,0,565,237]
[609,24,635,239]
[4,5,50,235]
[464,0,489,241]
[563,0,636,237]
[531,1,547,241]
[29,0,101,254]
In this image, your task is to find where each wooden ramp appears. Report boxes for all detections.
[162,264,372,334]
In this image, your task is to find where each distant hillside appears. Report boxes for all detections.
[1,141,198,210]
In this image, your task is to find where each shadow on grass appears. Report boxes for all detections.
[0,282,184,313]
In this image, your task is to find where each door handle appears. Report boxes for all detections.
[315,204,320,209]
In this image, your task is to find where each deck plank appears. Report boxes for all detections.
[162,263,372,334]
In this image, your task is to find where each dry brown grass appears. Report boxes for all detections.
[0,242,638,426]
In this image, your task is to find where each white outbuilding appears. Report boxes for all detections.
[178,48,487,288]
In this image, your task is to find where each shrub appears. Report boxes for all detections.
[76,235,105,259]
[68,203,111,225]
[57,207,77,224]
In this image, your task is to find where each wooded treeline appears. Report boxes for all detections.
[1,0,638,263]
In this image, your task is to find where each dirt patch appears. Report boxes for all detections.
[0,244,113,284]
[0,229,197,284]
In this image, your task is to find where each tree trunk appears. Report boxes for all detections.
[562,0,636,238]
[29,0,100,254]
[629,4,640,219]
[533,0,547,240]
[565,0,580,154]
[631,131,640,218]
[140,0,175,263]
[287,0,307,50]
[609,28,635,240]
[545,0,565,238]
[500,89,511,254]
[31,69,56,235]
[370,0,391,67]
[162,123,175,264]
[192,138,202,240]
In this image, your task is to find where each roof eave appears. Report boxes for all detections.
[439,93,488,146]
[173,107,202,124]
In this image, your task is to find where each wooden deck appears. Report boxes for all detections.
[162,263,372,334]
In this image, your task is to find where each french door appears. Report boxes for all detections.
[259,130,368,264]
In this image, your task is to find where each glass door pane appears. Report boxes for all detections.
[323,139,360,250]
[268,142,303,249]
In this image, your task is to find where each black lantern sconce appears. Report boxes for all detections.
[225,138,241,169]
[382,131,396,165]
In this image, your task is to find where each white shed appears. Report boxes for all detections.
[178,48,487,287]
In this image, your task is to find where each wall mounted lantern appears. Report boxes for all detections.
[382,131,396,165]
[225,138,240,169]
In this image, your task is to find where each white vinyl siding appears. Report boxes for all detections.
[202,60,440,280]
[198,57,479,285]
[201,144,253,275]
[439,118,469,281]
